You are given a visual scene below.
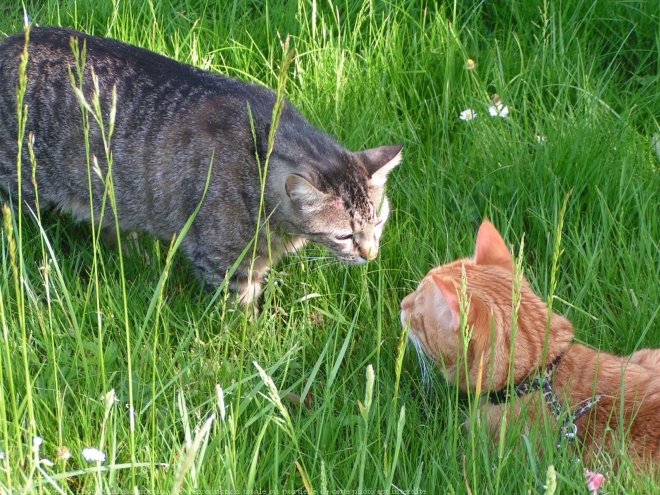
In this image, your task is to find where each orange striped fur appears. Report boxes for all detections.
[400,220,660,467]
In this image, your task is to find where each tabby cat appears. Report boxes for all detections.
[0,27,402,305]
[400,220,660,467]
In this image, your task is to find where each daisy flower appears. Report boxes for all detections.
[488,94,509,118]
[32,436,43,454]
[488,103,509,118]
[459,109,478,121]
[82,447,106,463]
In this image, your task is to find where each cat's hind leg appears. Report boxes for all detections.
[0,185,40,221]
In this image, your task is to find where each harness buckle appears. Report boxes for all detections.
[563,423,578,440]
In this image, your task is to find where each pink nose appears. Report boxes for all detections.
[400,293,414,311]
[359,245,378,261]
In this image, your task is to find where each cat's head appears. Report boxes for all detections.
[400,220,573,391]
[283,144,403,264]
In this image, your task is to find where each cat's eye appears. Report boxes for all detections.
[335,233,353,241]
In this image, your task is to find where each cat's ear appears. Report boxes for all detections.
[431,274,461,332]
[285,174,326,207]
[474,220,513,272]
[358,145,404,187]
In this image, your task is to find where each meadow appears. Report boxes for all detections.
[0,0,658,493]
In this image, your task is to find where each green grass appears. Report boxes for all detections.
[1,0,658,493]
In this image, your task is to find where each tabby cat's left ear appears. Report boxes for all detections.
[474,220,513,272]
[285,174,326,206]
[358,145,404,187]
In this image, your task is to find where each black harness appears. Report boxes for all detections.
[487,351,602,447]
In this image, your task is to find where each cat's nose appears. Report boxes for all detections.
[400,309,408,328]
[400,294,414,327]
[358,242,378,261]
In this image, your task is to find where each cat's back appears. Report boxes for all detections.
[0,27,289,156]
[2,28,206,85]
[0,27,280,111]
[567,347,660,429]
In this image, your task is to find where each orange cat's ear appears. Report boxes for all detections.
[431,274,460,332]
[474,220,513,272]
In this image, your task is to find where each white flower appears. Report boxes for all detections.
[0,450,5,460]
[535,134,547,143]
[82,447,106,463]
[459,109,477,121]
[32,436,43,454]
[40,458,54,467]
[488,103,509,118]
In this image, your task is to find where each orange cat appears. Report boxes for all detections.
[400,220,660,467]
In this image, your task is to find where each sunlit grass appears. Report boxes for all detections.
[0,0,658,493]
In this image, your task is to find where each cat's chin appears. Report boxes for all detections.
[337,256,368,265]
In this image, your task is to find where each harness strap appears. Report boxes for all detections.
[556,394,602,447]
[486,351,564,406]
[486,350,602,448]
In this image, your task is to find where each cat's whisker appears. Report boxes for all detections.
[410,337,434,394]
[310,260,344,270]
